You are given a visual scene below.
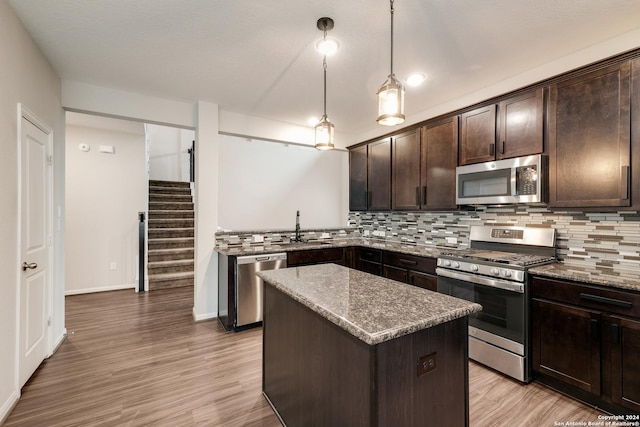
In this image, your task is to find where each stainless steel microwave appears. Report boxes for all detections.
[456,154,547,205]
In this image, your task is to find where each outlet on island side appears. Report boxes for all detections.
[109,262,117,270]
[417,352,437,377]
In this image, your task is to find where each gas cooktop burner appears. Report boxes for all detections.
[439,249,556,267]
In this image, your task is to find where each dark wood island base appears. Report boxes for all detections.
[261,269,474,427]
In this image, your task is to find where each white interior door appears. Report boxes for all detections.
[19,115,51,388]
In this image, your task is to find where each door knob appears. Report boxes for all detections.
[22,262,38,271]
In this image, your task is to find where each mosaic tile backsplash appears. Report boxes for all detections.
[348,207,640,275]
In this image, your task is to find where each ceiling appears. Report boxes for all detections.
[8,0,640,143]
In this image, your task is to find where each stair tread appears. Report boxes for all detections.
[148,271,195,280]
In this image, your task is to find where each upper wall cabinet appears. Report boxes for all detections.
[391,117,459,211]
[459,88,544,165]
[421,116,459,210]
[368,138,392,211]
[459,104,496,165]
[392,130,421,210]
[349,138,392,212]
[349,145,368,211]
[549,61,631,208]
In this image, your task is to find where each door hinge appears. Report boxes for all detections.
[47,155,53,166]
[48,235,53,246]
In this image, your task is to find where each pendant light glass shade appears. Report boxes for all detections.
[377,74,405,126]
[315,115,335,150]
[377,0,405,126]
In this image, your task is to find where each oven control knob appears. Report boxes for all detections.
[503,270,512,278]
[452,261,460,268]
[490,268,500,276]
[443,260,451,267]
[470,264,478,272]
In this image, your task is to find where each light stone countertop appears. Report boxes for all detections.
[530,262,640,293]
[214,237,448,258]
[257,263,482,346]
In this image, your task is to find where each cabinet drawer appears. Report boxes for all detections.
[287,248,343,266]
[359,248,382,263]
[382,252,436,274]
[360,260,382,276]
[532,276,640,318]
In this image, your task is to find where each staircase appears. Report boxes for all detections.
[147,180,194,290]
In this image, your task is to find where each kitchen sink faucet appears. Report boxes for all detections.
[293,210,304,242]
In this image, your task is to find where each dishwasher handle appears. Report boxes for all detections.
[236,253,287,265]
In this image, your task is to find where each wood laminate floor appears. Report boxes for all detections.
[4,286,604,426]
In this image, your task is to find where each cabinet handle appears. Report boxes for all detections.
[610,323,620,345]
[415,187,420,206]
[422,186,427,205]
[400,259,417,266]
[621,166,630,200]
[580,293,633,309]
[499,141,505,154]
[489,143,495,156]
[590,318,600,341]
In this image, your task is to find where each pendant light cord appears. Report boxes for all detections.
[390,0,395,76]
[322,24,328,117]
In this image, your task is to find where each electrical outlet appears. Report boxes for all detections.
[417,352,437,377]
[110,262,117,270]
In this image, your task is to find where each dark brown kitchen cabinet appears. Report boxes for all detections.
[421,116,459,210]
[392,130,421,210]
[531,275,640,414]
[460,89,544,166]
[368,138,392,211]
[287,247,345,267]
[459,104,496,165]
[382,251,437,291]
[548,60,631,208]
[531,298,602,395]
[349,145,368,211]
[355,247,383,276]
[496,88,544,159]
[610,316,640,413]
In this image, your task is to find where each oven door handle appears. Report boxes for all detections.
[436,268,524,293]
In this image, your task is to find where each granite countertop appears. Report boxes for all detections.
[257,264,482,346]
[215,237,448,258]
[530,262,640,293]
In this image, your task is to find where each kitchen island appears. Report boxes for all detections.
[257,264,482,427]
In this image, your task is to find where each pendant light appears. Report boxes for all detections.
[377,0,405,126]
[315,17,335,151]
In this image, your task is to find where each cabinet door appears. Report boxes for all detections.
[368,138,392,210]
[408,270,437,292]
[610,316,640,412]
[392,130,421,210]
[497,88,543,159]
[549,61,631,208]
[383,265,408,282]
[459,104,496,165]
[421,116,459,210]
[349,145,368,211]
[532,298,601,395]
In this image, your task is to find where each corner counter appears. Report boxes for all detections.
[258,264,481,426]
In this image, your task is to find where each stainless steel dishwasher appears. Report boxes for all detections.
[235,253,287,329]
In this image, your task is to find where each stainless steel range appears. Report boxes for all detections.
[436,226,556,382]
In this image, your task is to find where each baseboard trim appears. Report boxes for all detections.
[193,308,217,322]
[65,283,136,296]
[0,389,20,425]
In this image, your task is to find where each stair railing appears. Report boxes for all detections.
[138,211,146,292]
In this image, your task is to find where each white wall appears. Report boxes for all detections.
[218,135,349,230]
[65,117,146,294]
[0,2,64,421]
[147,123,194,182]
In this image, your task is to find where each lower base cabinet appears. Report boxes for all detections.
[531,276,640,414]
[382,251,437,291]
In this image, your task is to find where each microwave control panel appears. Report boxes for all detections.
[515,165,538,195]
